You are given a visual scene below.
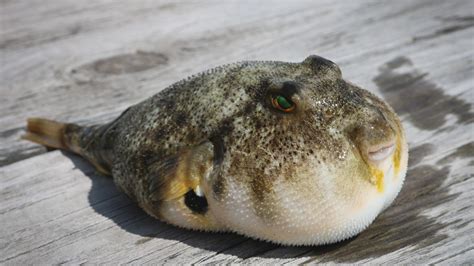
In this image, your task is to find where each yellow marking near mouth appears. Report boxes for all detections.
[393,136,402,176]
[370,166,385,193]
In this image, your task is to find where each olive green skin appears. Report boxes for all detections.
[76,55,407,245]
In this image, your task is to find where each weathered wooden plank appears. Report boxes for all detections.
[1,0,473,264]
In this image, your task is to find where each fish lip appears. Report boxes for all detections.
[367,141,395,162]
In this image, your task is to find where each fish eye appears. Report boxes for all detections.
[271,95,296,112]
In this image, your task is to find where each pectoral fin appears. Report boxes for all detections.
[147,141,215,202]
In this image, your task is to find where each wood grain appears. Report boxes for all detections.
[1,0,473,263]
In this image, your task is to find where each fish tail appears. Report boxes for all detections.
[23,117,113,175]
[23,118,81,152]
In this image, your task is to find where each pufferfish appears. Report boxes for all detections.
[23,55,408,245]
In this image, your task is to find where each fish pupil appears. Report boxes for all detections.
[276,96,292,109]
[184,189,208,214]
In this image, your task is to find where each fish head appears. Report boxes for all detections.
[196,55,409,245]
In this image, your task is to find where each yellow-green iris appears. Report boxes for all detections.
[272,95,295,112]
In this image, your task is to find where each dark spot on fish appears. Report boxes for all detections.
[281,81,300,97]
[373,57,474,130]
[265,79,301,103]
[208,136,226,199]
[211,175,226,199]
[214,118,234,137]
[223,89,230,99]
[154,128,167,141]
[408,143,435,166]
[187,131,196,142]
[437,142,474,165]
[184,189,208,214]
[249,170,278,221]
[175,112,187,127]
[249,174,272,202]
[210,136,225,166]
[160,98,176,109]
[92,51,168,75]
[243,101,254,115]
[141,148,161,166]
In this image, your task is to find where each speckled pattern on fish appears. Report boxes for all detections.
[23,55,408,245]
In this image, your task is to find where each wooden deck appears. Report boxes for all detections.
[1,0,473,264]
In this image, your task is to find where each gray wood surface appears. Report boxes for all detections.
[1,0,473,264]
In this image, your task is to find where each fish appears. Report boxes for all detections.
[23,55,408,245]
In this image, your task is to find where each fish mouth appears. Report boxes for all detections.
[367,141,395,163]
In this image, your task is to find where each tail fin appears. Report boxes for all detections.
[23,117,113,175]
[22,118,78,151]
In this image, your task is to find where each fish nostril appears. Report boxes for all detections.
[367,142,395,162]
